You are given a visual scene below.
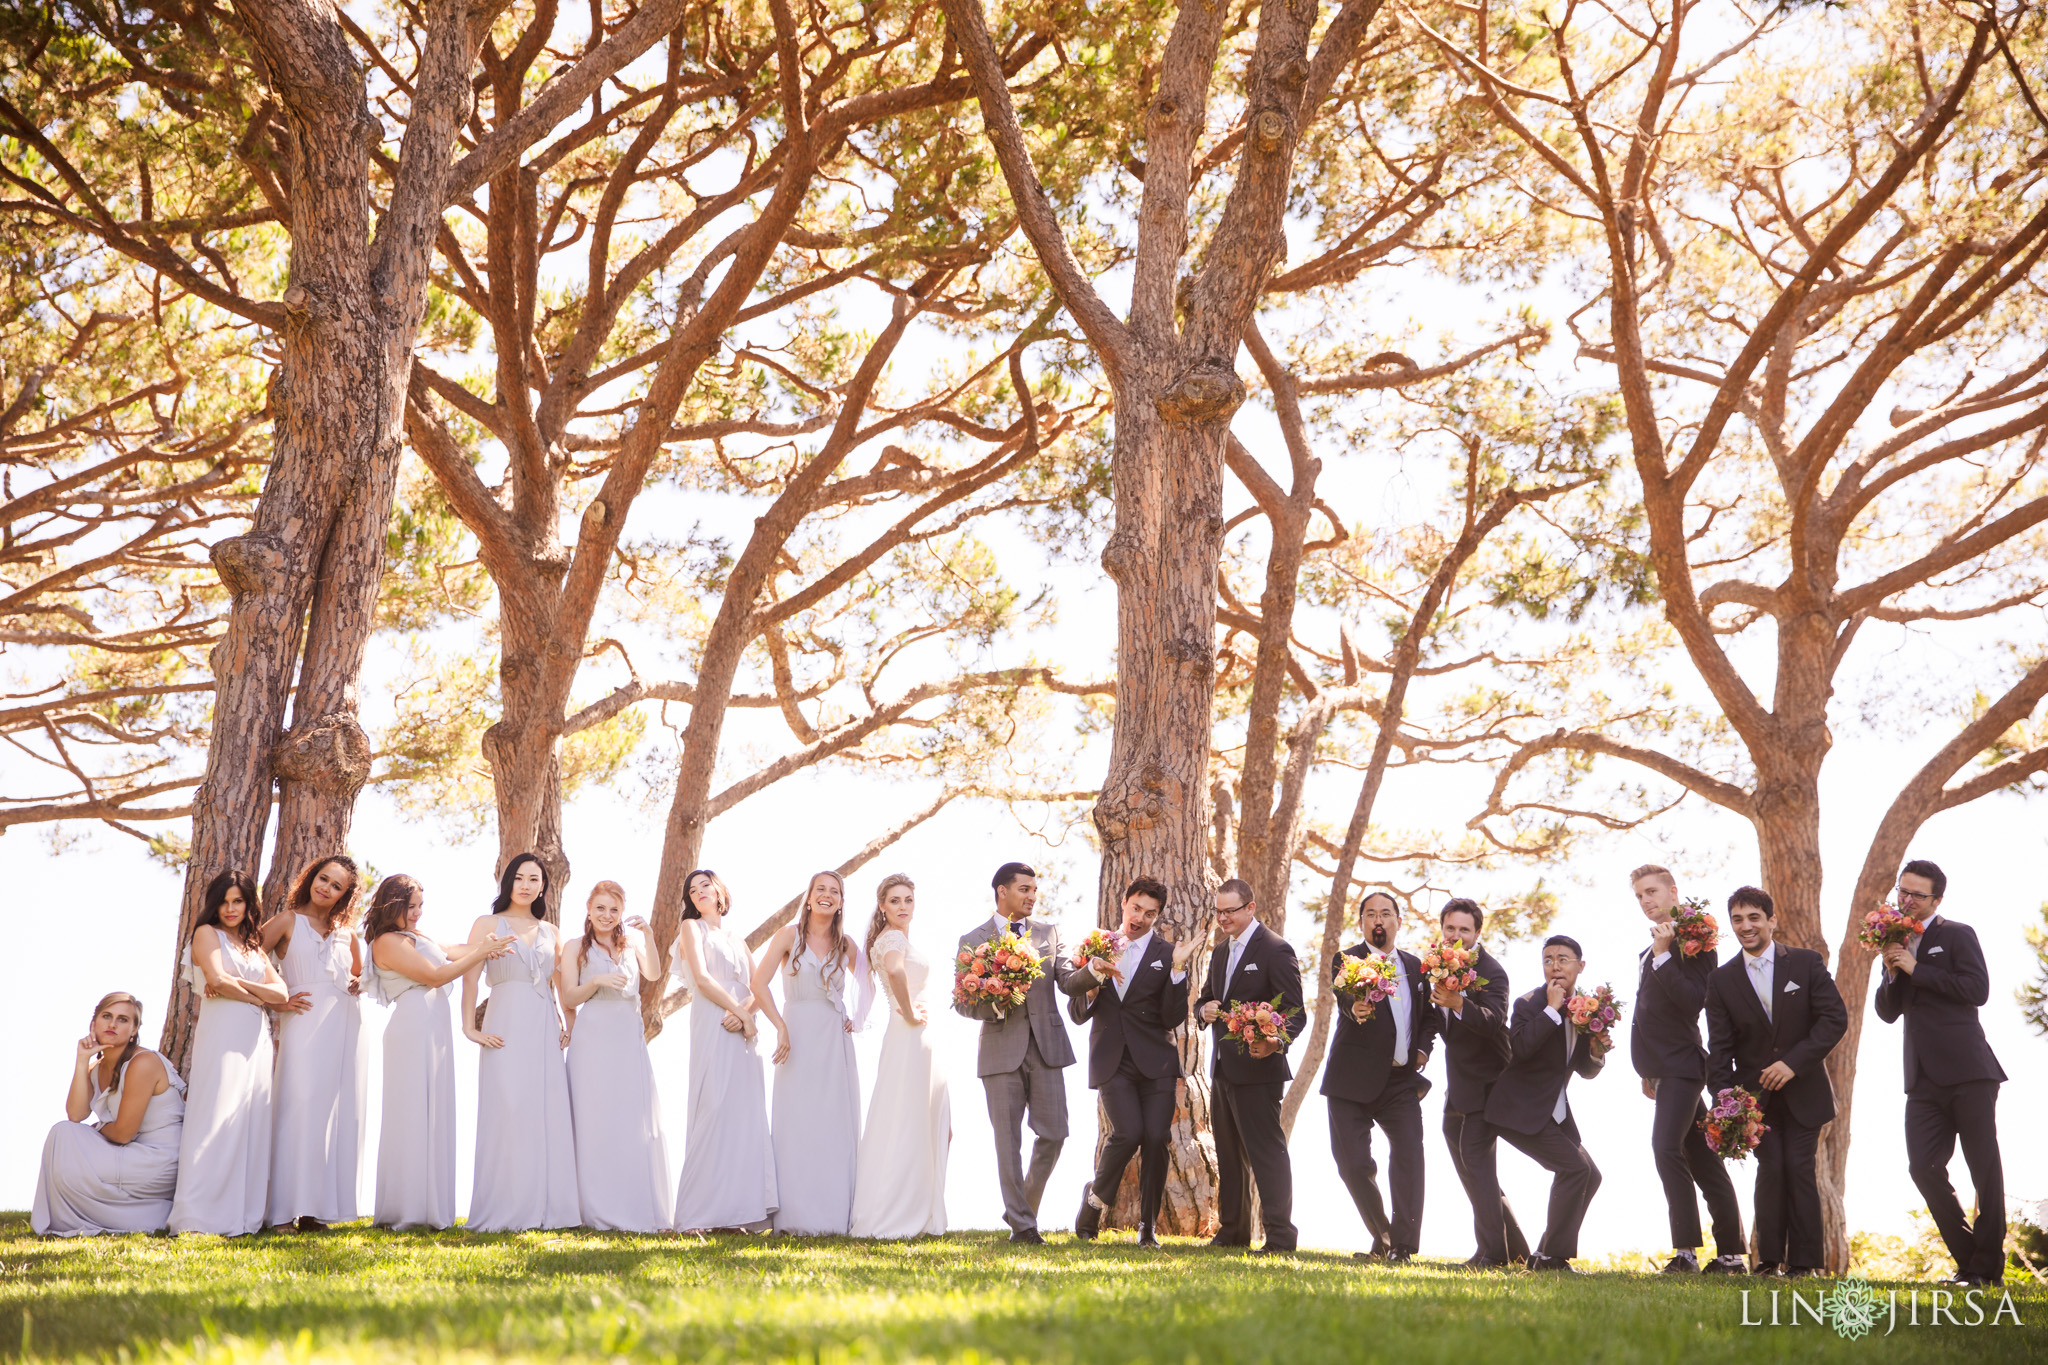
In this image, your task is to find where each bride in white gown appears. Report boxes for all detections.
[849,873,948,1238]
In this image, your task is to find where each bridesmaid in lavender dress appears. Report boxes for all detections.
[461,853,580,1232]
[560,879,671,1232]
[364,874,510,1229]
[751,870,872,1235]
[34,992,186,1236]
[261,855,366,1230]
[850,874,949,1239]
[170,869,299,1235]
[671,869,777,1232]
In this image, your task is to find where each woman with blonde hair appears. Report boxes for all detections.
[170,869,300,1235]
[750,870,873,1234]
[364,874,511,1229]
[560,879,671,1231]
[849,873,948,1238]
[34,991,186,1235]
[671,868,776,1232]
[260,854,366,1230]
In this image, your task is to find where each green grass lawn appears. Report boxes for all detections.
[1,1214,2040,1364]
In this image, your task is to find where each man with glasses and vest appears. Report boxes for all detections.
[1874,858,2009,1286]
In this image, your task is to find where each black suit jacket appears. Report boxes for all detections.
[1433,945,1512,1114]
[1705,945,1847,1129]
[1630,939,1715,1082]
[1483,987,1605,1136]
[1194,922,1304,1086]
[1062,933,1190,1087]
[1872,916,2007,1092]
[1319,943,1437,1104]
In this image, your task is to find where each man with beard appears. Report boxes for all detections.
[1319,891,1436,1263]
[1064,875,1198,1246]
[1705,885,1846,1277]
[1430,898,1528,1268]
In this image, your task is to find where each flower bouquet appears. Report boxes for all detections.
[1418,934,1487,995]
[1220,995,1294,1053]
[953,930,1044,1018]
[1334,952,1399,1021]
[1671,896,1721,957]
[1564,983,1624,1058]
[1856,902,1924,952]
[1072,927,1128,983]
[1698,1086,1769,1161]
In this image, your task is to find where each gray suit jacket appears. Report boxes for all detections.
[953,916,1078,1077]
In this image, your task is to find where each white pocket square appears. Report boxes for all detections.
[1928,945,1945,955]
[1150,961,1165,970]
[1244,963,1261,973]
[1783,981,1801,993]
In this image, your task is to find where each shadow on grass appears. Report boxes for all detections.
[2,1215,2041,1363]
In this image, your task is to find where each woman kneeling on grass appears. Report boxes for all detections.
[33,991,186,1236]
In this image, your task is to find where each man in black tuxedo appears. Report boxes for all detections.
[1704,885,1847,1277]
[1430,898,1528,1268]
[1874,858,2009,1286]
[1063,875,1198,1246]
[1320,891,1437,1264]
[1194,878,1304,1252]
[1475,935,1606,1271]
[1629,864,1747,1273]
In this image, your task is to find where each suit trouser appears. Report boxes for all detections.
[1906,1079,2005,1280]
[1328,1075,1425,1254]
[982,1030,1068,1232]
[1753,1107,1822,1269]
[1444,1107,1529,1261]
[1651,1078,1745,1252]
[1092,1050,1177,1227]
[1486,1116,1601,1260]
[1213,1074,1295,1249]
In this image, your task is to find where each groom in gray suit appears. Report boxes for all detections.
[954,862,1079,1243]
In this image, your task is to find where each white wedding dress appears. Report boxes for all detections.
[849,929,949,1238]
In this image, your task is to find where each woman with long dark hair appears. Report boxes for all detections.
[750,870,871,1234]
[169,870,300,1235]
[33,992,186,1235]
[461,852,579,1231]
[559,879,670,1231]
[364,874,511,1229]
[260,854,366,1230]
[670,869,776,1232]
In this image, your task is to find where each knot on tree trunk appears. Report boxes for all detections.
[1092,760,1176,848]
[1154,362,1246,427]
[210,533,287,599]
[1101,529,1143,586]
[270,711,373,794]
[1251,108,1289,152]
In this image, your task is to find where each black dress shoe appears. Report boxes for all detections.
[1074,1186,1101,1241]
[1009,1228,1045,1245]
[1529,1253,1583,1273]
[1661,1250,1700,1273]
[1702,1254,1748,1275]
[1252,1243,1296,1256]
[1208,1234,1251,1248]
[1465,1255,1508,1270]
[1136,1223,1159,1248]
[1751,1262,1783,1277]
[1383,1249,1414,1265]
[1784,1266,1823,1279]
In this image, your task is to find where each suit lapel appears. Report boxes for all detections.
[1771,952,1796,1042]
[1226,924,1262,998]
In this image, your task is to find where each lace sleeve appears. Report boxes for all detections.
[872,928,910,962]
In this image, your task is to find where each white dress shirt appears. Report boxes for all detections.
[1225,921,1258,986]
[1746,940,1777,1021]
[1376,950,1411,1066]
[1112,929,1152,1000]
[1542,999,1572,1123]
[987,912,1030,941]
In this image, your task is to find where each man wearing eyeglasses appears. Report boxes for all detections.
[1873,858,2009,1287]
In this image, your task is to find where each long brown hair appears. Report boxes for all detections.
[865,872,915,975]
[578,880,629,978]
[362,874,424,944]
[682,869,729,921]
[89,991,145,1082]
[790,870,850,992]
[289,854,362,929]
[196,868,262,954]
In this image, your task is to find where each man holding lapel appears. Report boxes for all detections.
[1320,891,1436,1264]
[1874,858,2009,1286]
[1629,864,1747,1273]
[1431,897,1528,1268]
[1064,875,1198,1246]
[1194,878,1303,1252]
[1704,885,1847,1277]
[1476,935,1606,1271]
[954,861,1078,1244]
